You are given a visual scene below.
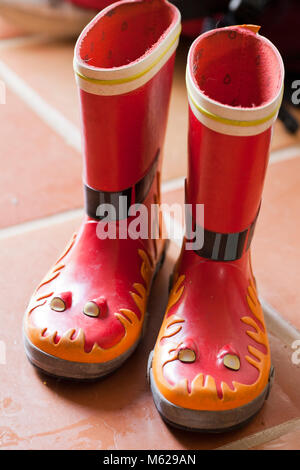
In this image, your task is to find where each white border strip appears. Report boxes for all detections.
[74,37,180,96]
[186,27,284,136]
[0,34,55,51]
[74,0,181,96]
[217,418,300,450]
[270,145,300,164]
[187,90,282,137]
[0,209,83,240]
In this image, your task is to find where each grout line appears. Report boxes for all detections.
[270,145,300,164]
[162,176,185,193]
[0,178,184,241]
[163,211,184,248]
[0,59,82,152]
[0,34,57,50]
[0,208,83,240]
[160,143,300,198]
[161,143,300,196]
[217,418,300,450]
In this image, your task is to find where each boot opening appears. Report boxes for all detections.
[190,26,283,108]
[77,0,176,69]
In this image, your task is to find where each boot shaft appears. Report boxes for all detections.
[73,0,181,196]
[186,25,284,237]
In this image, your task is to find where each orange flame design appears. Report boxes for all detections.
[24,248,154,363]
[152,276,271,411]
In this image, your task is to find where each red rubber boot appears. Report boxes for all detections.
[23,0,181,380]
[149,25,284,431]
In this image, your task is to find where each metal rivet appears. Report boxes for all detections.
[178,349,196,363]
[83,301,100,318]
[223,354,240,371]
[50,297,66,312]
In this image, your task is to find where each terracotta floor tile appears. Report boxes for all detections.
[253,156,300,330]
[162,187,184,213]
[0,215,299,450]
[0,88,83,228]
[162,39,189,182]
[272,108,300,151]
[0,16,26,39]
[0,39,80,126]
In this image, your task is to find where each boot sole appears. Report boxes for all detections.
[24,334,140,381]
[23,242,169,381]
[148,350,274,433]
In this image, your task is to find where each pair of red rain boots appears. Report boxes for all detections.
[23,0,284,432]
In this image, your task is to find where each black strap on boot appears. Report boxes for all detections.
[191,215,258,261]
[84,151,159,221]
[185,176,260,261]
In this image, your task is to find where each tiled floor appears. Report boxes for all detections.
[0,88,82,228]
[0,17,300,450]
